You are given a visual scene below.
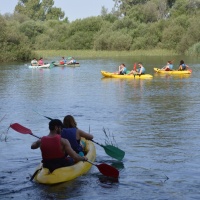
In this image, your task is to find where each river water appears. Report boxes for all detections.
[0,56,200,199]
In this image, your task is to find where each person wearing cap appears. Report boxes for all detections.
[31,119,88,173]
[61,115,94,156]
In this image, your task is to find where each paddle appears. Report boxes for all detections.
[87,160,119,178]
[9,123,119,178]
[91,140,125,161]
[10,123,40,139]
[32,111,125,161]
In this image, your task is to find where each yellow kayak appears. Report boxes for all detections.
[33,138,96,184]
[101,70,153,79]
[154,68,192,74]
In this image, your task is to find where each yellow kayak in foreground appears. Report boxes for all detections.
[33,139,96,184]
[101,71,153,79]
[154,68,192,74]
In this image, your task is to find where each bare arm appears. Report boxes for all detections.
[77,129,93,140]
[31,139,41,149]
[61,138,87,162]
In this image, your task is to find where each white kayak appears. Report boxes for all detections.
[28,63,51,69]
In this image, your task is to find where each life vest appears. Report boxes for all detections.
[41,135,65,160]
[61,128,83,153]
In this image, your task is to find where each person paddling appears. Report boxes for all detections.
[31,119,88,173]
[178,60,189,71]
[61,115,94,156]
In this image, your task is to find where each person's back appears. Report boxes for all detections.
[31,119,88,172]
[61,128,83,154]
[62,115,93,156]
[164,61,173,71]
[41,134,65,160]
[169,63,173,70]
[178,60,188,70]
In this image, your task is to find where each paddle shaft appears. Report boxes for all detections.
[30,133,41,139]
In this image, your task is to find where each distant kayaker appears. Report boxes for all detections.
[38,57,44,66]
[128,62,145,75]
[31,119,88,173]
[163,60,173,71]
[137,63,146,75]
[60,57,66,65]
[67,57,76,64]
[61,115,94,156]
[178,60,189,71]
[114,63,127,75]
[31,58,38,66]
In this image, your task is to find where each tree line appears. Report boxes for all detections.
[0,0,199,62]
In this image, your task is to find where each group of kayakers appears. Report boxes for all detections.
[114,60,190,75]
[162,60,190,71]
[31,115,93,173]
[59,57,76,65]
[114,62,146,75]
[31,58,44,66]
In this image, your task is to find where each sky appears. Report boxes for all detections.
[0,0,115,22]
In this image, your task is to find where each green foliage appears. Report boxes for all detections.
[15,0,65,21]
[171,0,200,17]
[65,31,94,50]
[0,0,200,62]
[19,20,45,41]
[161,24,185,50]
[68,17,103,35]
[94,28,132,51]
[187,42,200,56]
[0,23,33,61]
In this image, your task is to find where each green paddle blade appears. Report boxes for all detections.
[103,145,125,161]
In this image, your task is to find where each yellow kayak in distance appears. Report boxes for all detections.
[154,68,192,74]
[101,71,153,79]
[33,138,96,185]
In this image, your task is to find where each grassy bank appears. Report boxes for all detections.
[35,49,178,59]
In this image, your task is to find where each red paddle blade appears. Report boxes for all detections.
[10,123,32,134]
[96,163,119,178]
[133,63,137,71]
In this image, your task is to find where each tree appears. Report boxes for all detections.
[14,0,64,21]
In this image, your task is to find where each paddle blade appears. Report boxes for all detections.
[103,145,125,161]
[10,123,32,134]
[133,63,137,71]
[96,163,119,178]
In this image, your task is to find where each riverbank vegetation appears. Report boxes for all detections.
[36,49,179,59]
[0,0,199,62]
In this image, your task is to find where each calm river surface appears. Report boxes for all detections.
[0,55,200,200]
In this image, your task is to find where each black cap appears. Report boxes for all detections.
[49,119,64,130]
